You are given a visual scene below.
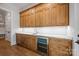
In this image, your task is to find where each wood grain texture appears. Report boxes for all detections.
[16,34,37,52]
[16,34,72,56]
[0,39,40,56]
[20,3,69,27]
[20,12,26,27]
[48,37,72,56]
[56,4,69,26]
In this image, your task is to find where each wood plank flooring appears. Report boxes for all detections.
[0,39,40,56]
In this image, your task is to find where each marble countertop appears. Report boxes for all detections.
[16,31,72,40]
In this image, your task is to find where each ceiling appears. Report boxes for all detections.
[14,3,34,8]
[13,3,37,11]
[0,3,38,12]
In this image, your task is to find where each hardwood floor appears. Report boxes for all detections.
[0,39,40,56]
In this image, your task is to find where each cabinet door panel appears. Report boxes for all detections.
[20,16,25,27]
[16,34,25,46]
[35,12,41,27]
[35,4,51,26]
[30,36,37,51]
[24,35,37,51]
[20,15,23,27]
[24,11,29,27]
[28,8,36,27]
[48,38,72,56]
[35,5,42,27]
[20,12,27,27]
[23,35,30,49]
[51,4,57,25]
[41,5,51,26]
[23,15,26,27]
[25,15,29,27]
[56,4,69,25]
[65,4,69,25]
[16,34,21,44]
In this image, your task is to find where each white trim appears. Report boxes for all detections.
[0,7,12,12]
[0,7,13,45]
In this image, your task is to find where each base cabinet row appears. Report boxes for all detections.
[16,34,72,56]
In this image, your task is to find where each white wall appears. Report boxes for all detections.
[0,27,5,34]
[0,3,19,45]
[69,3,79,56]
[0,13,5,34]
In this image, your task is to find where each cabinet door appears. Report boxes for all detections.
[48,38,72,56]
[51,4,57,26]
[23,35,37,51]
[51,4,69,26]
[24,8,35,27]
[40,4,51,26]
[16,34,21,44]
[23,35,30,48]
[20,12,27,27]
[35,4,52,27]
[16,34,25,46]
[24,11,29,27]
[35,5,42,27]
[20,15,22,27]
[20,10,31,27]
[30,36,37,51]
[16,34,37,52]
[54,4,69,26]
[20,13,25,27]
[28,8,36,27]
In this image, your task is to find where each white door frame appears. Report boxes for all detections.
[0,7,12,45]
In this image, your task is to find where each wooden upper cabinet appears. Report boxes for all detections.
[35,4,52,26]
[51,3,69,26]
[35,4,42,27]
[20,3,69,27]
[51,4,69,26]
[51,4,58,26]
[20,8,35,27]
[20,13,22,27]
[24,11,29,27]
[29,8,36,27]
[20,12,26,27]
[40,4,51,26]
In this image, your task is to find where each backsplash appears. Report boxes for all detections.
[36,27,68,35]
[16,28,35,33]
[16,26,72,36]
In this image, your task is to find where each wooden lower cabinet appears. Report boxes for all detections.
[16,34,37,52]
[16,34,25,46]
[16,34,72,56]
[48,38,72,56]
[24,35,37,51]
